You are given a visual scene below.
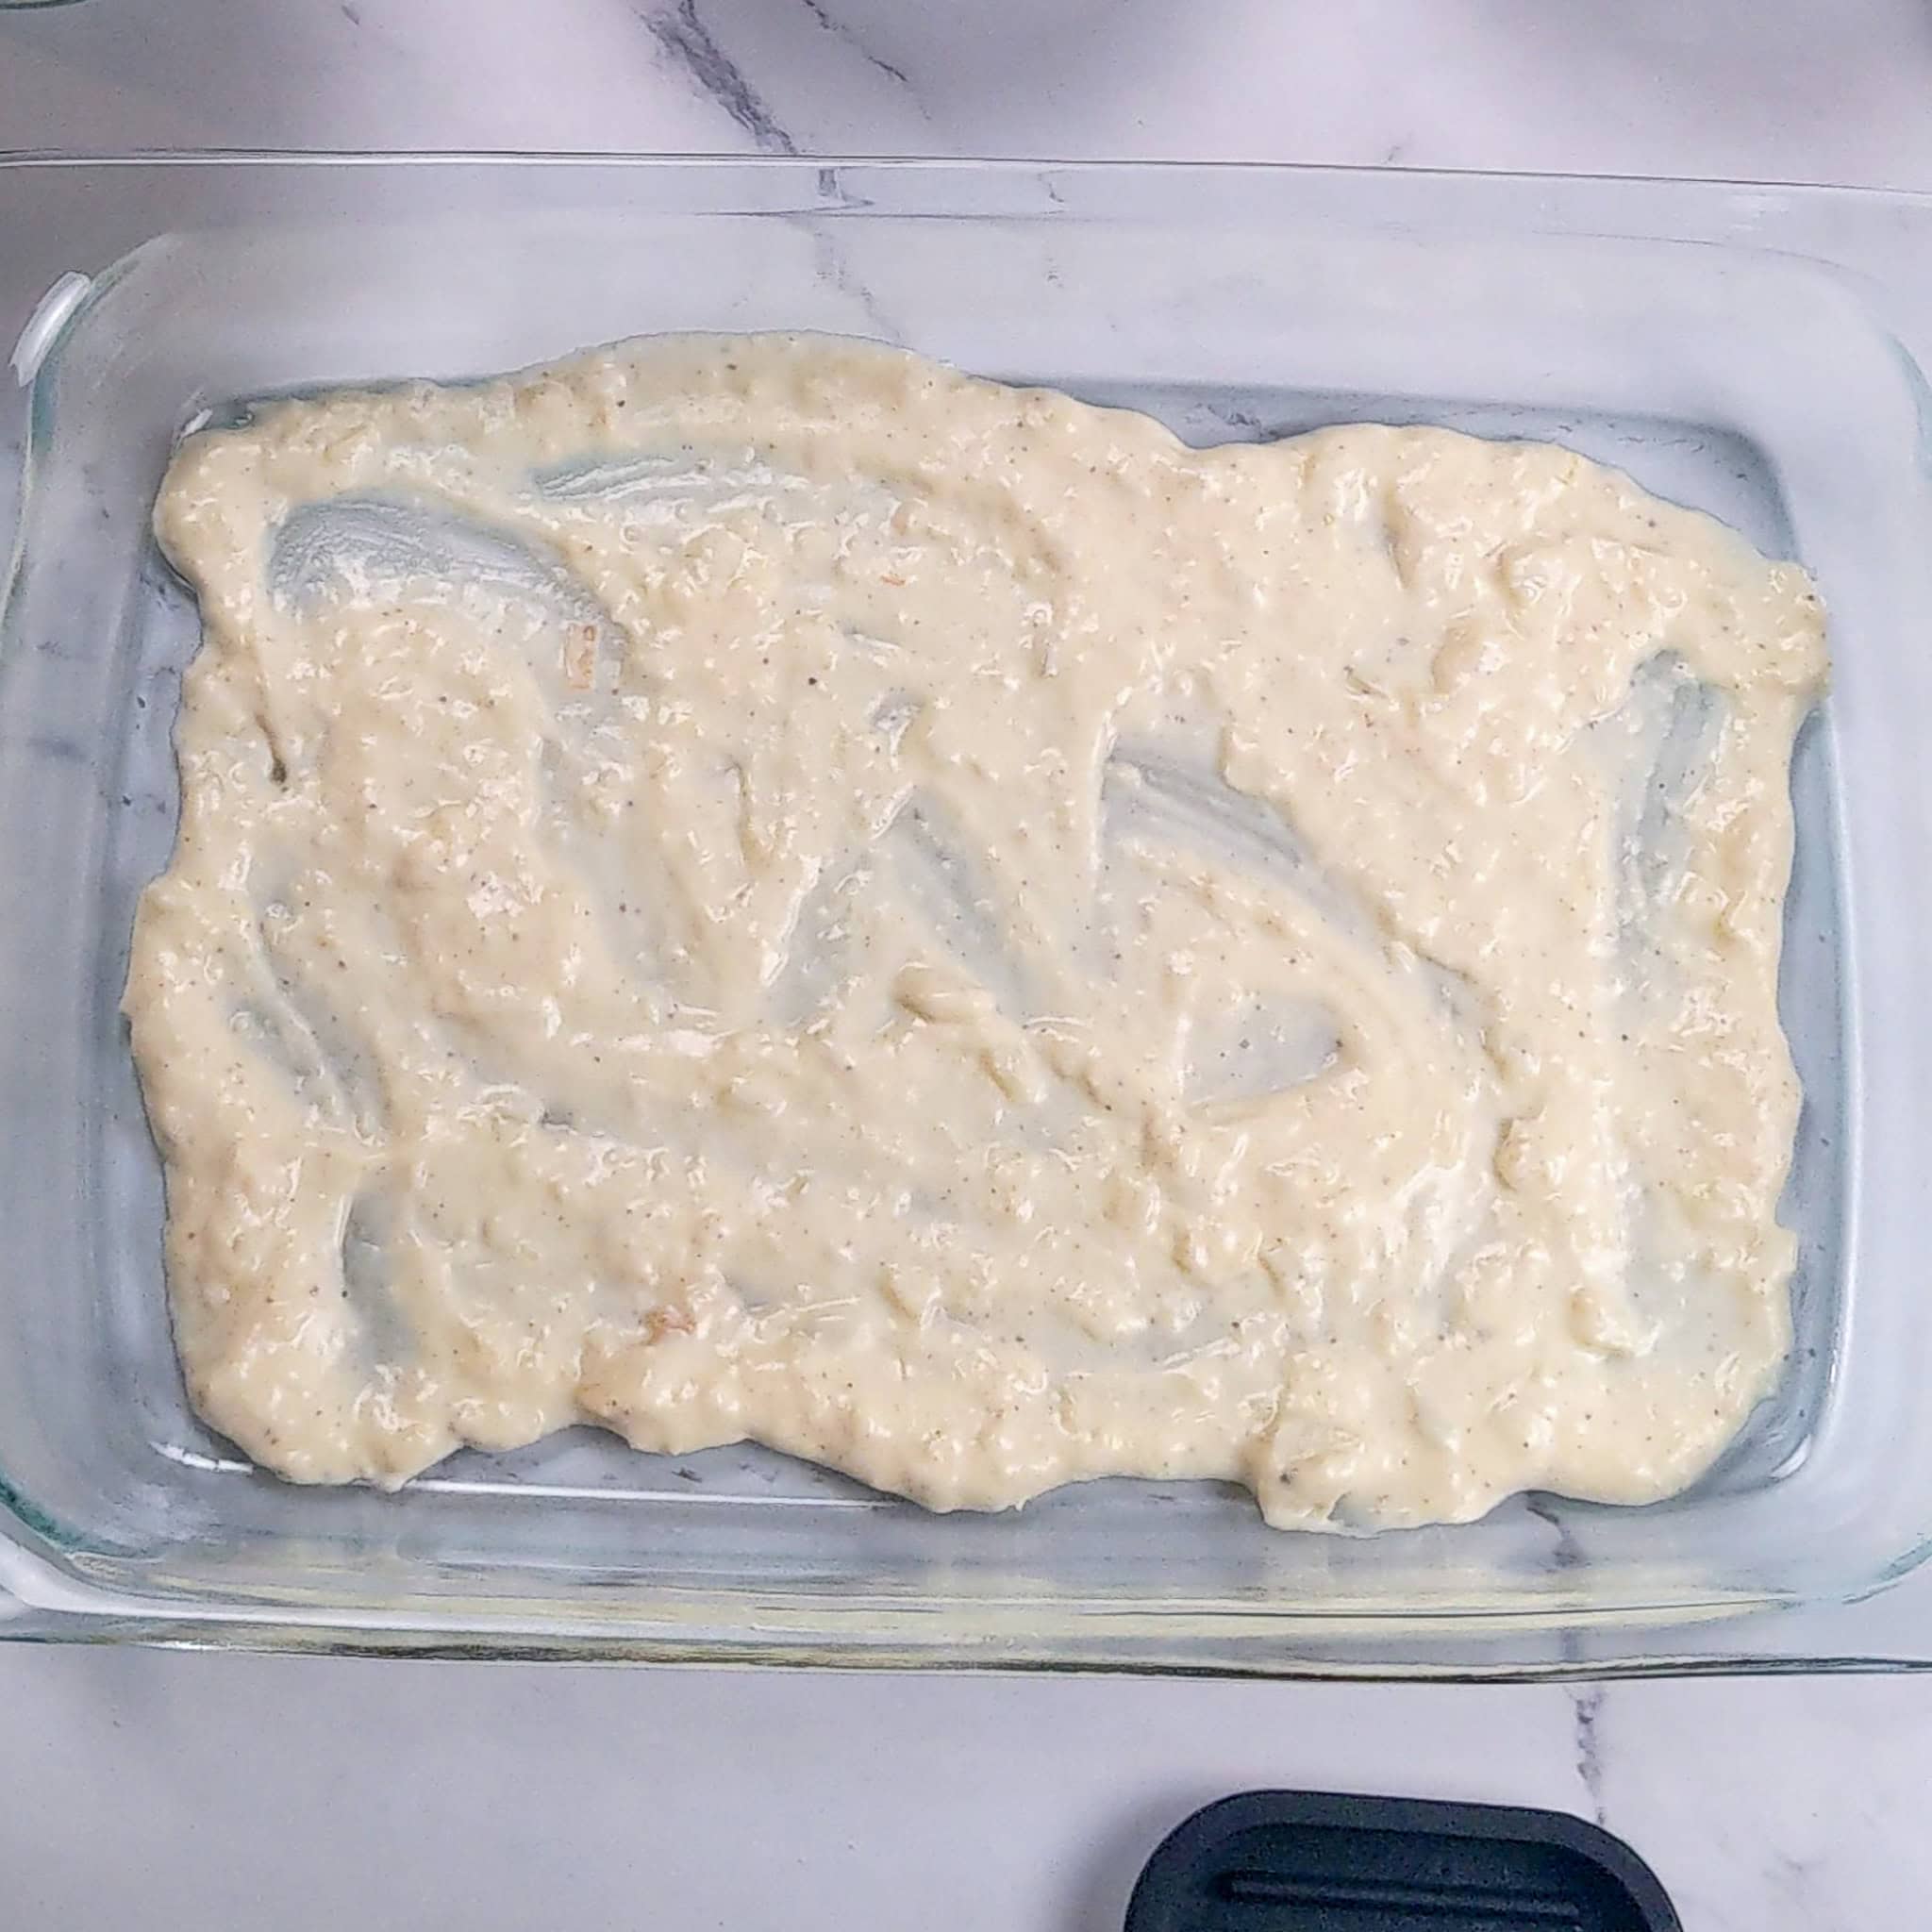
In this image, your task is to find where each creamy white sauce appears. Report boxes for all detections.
[128,334,1827,1527]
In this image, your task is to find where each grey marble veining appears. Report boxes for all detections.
[1570,1685,1608,1825]
[4,0,1932,189]
[793,0,919,95]
[641,0,799,155]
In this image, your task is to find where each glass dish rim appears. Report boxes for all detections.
[0,146,1925,197]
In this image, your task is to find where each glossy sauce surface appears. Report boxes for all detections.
[129,335,1827,1526]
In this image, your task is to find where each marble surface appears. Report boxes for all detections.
[1,0,1931,190]
[8,3,1932,1927]
[3,1650,1925,1932]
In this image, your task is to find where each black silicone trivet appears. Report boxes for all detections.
[1124,1790,1680,1931]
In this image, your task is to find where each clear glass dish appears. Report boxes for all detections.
[1,154,1928,1675]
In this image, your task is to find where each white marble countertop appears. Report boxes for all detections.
[6,0,1932,192]
[6,4,1932,1927]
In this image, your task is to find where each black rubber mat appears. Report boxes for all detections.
[1125,1790,1680,1931]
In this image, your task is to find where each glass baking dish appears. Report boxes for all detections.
[2,154,1930,1675]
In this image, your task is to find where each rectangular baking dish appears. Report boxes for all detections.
[2,155,1929,1675]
